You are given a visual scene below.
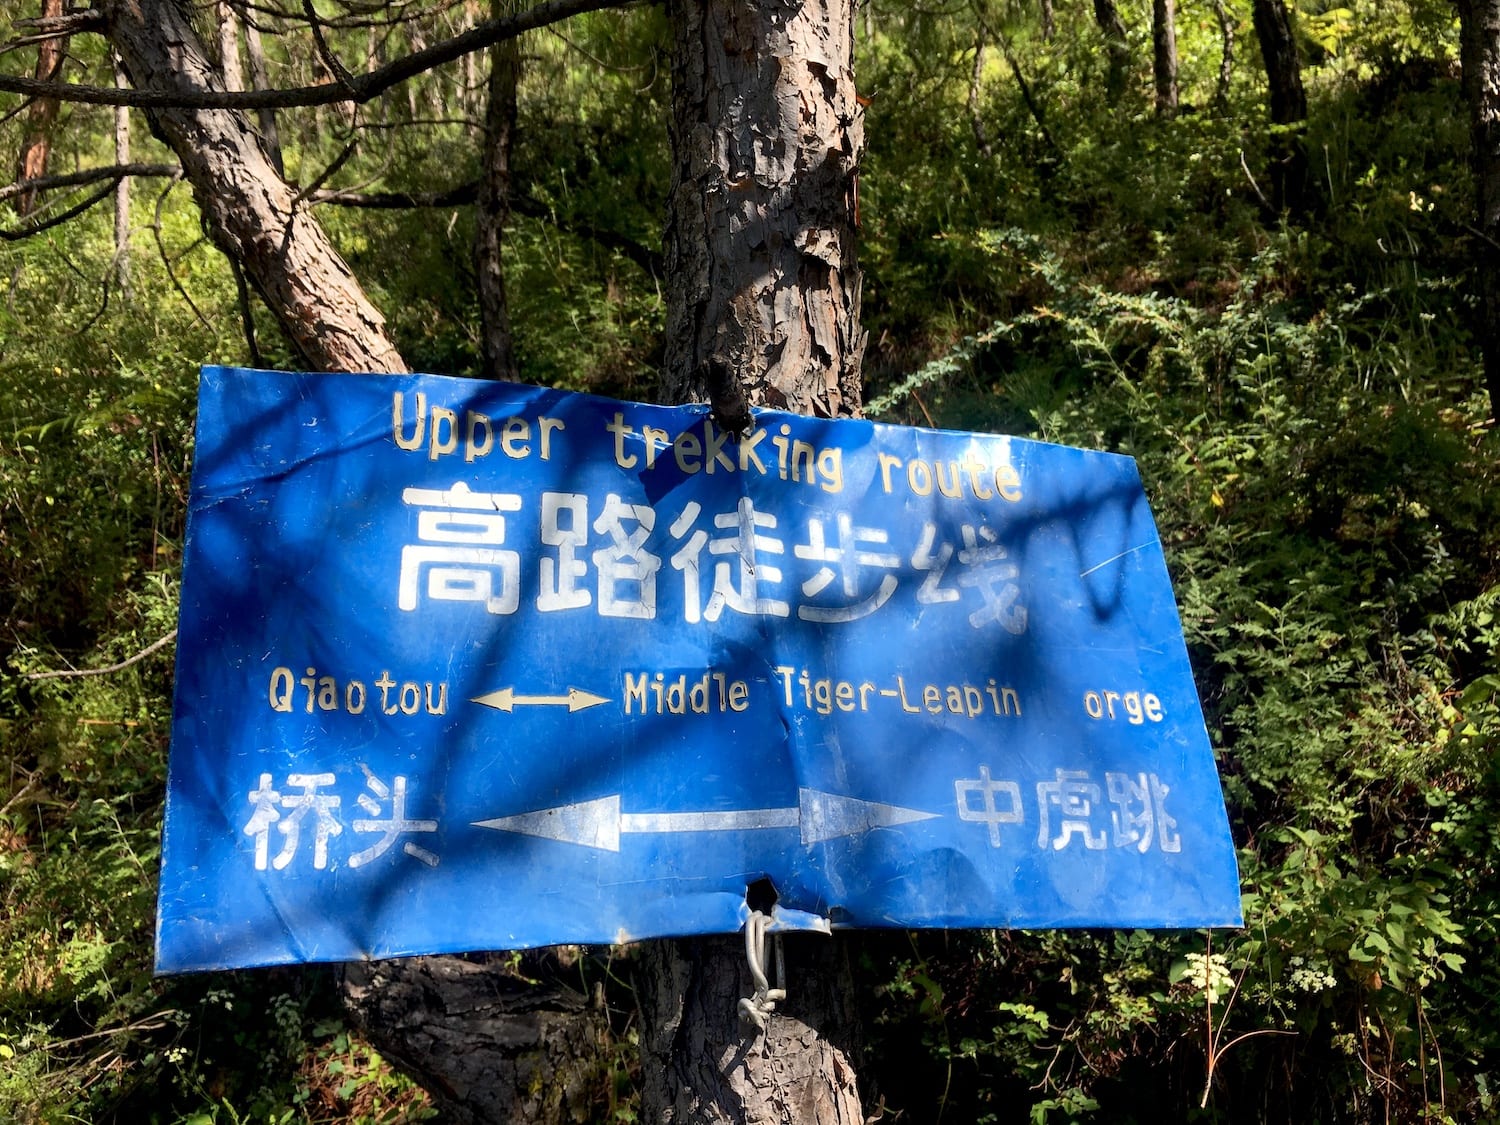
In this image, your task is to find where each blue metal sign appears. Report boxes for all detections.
[156,366,1242,973]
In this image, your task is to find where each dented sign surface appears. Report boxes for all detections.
[155,366,1242,973]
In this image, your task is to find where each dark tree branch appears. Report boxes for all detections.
[150,176,213,330]
[10,7,103,34]
[310,182,479,207]
[0,0,638,108]
[309,182,663,276]
[301,0,359,91]
[512,194,663,278]
[290,137,359,207]
[0,181,114,240]
[230,257,263,366]
[1,7,104,53]
[0,162,179,204]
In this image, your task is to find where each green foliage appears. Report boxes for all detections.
[4,0,1500,1121]
[861,192,1498,1118]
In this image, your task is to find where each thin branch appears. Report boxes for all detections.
[0,9,104,57]
[0,0,637,109]
[309,183,663,275]
[0,772,39,819]
[151,177,213,330]
[29,1011,182,1051]
[10,8,104,34]
[968,0,1061,159]
[290,136,359,207]
[0,163,179,205]
[23,629,177,681]
[310,182,479,207]
[301,0,359,91]
[0,182,116,241]
[1239,149,1272,214]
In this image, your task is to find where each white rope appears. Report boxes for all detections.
[737,909,786,1034]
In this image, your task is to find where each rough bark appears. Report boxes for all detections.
[661,0,867,432]
[100,0,404,373]
[646,1,867,1120]
[1251,0,1308,210]
[1152,0,1179,116]
[342,952,611,1124]
[1457,0,1500,415]
[638,936,863,1123]
[1092,0,1132,105]
[476,20,521,381]
[13,0,66,217]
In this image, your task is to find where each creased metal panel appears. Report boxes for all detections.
[155,366,1241,973]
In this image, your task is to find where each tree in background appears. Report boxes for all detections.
[1457,0,1500,412]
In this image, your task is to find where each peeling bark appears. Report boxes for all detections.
[661,0,867,430]
[100,0,402,373]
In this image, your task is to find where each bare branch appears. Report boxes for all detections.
[230,257,263,366]
[0,163,178,204]
[290,136,359,206]
[310,182,479,207]
[309,183,663,275]
[0,8,104,56]
[22,629,177,681]
[0,182,116,240]
[150,177,213,330]
[11,7,104,34]
[0,0,638,109]
[301,0,358,91]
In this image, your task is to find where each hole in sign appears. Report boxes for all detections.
[745,876,779,915]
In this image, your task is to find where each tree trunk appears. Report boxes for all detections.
[643,1,867,1119]
[13,0,66,217]
[101,0,395,370]
[1251,0,1308,210]
[1458,0,1500,416]
[342,951,611,1125]
[217,0,245,91]
[476,16,521,381]
[1211,0,1235,114]
[660,0,867,432]
[239,1,286,177]
[113,52,132,303]
[1092,0,1132,105]
[1152,0,1179,116]
[638,936,862,1123]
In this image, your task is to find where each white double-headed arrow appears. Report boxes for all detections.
[473,789,939,852]
[471,686,611,713]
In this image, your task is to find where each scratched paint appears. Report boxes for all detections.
[155,367,1242,973]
